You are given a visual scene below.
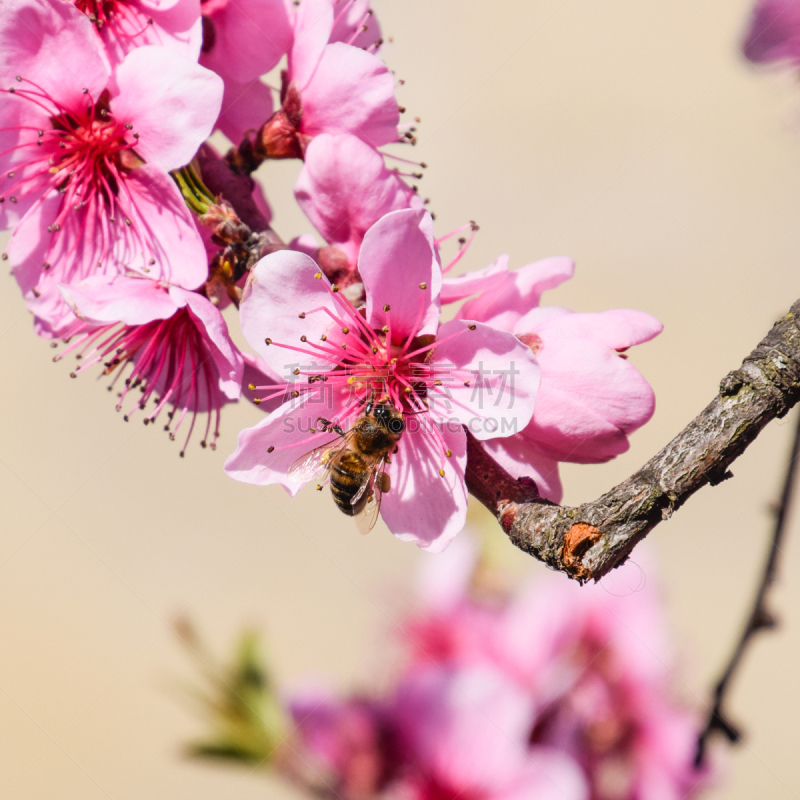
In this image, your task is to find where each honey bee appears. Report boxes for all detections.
[288,396,406,533]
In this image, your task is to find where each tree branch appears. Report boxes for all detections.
[465,300,800,582]
[693,405,800,766]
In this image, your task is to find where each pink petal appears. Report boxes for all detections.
[521,311,660,463]
[457,256,574,332]
[178,288,245,400]
[27,284,89,340]
[288,233,320,258]
[440,255,509,305]
[429,320,540,441]
[98,0,203,64]
[201,0,292,83]
[239,250,340,379]
[743,0,800,63]
[381,423,467,552]
[295,133,421,266]
[60,274,181,325]
[290,0,334,89]
[215,76,274,145]
[111,46,223,171]
[123,165,210,288]
[500,750,588,800]
[359,208,440,340]
[393,666,534,791]
[480,437,563,503]
[517,308,663,350]
[8,166,207,295]
[0,0,109,112]
[224,393,348,494]
[300,42,399,147]
[139,0,183,12]
[330,0,381,50]
[241,351,284,413]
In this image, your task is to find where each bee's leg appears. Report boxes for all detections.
[332,424,345,436]
[317,417,332,432]
[379,472,391,494]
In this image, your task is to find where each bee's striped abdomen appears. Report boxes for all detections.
[330,451,369,516]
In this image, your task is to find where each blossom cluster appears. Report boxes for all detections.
[1,0,662,549]
[190,540,712,800]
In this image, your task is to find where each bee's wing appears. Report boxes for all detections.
[287,433,353,484]
[353,459,388,535]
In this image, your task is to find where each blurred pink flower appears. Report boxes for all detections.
[285,540,710,800]
[59,275,243,452]
[391,666,588,800]
[743,0,800,64]
[0,1,222,322]
[225,209,540,550]
[73,0,202,64]
[515,570,708,800]
[402,542,710,800]
[447,257,661,502]
[290,692,399,800]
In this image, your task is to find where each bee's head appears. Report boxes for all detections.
[373,403,405,435]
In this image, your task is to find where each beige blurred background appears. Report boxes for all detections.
[2,0,800,796]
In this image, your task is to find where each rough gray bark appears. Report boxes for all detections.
[466,300,800,582]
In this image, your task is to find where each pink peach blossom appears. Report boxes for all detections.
[73,0,202,64]
[449,257,661,502]
[0,0,221,330]
[225,209,540,551]
[294,132,422,278]
[58,274,243,452]
[254,0,398,159]
[743,0,800,64]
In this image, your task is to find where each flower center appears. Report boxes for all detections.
[1,81,139,211]
[249,275,474,477]
[73,0,154,39]
[0,78,154,282]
